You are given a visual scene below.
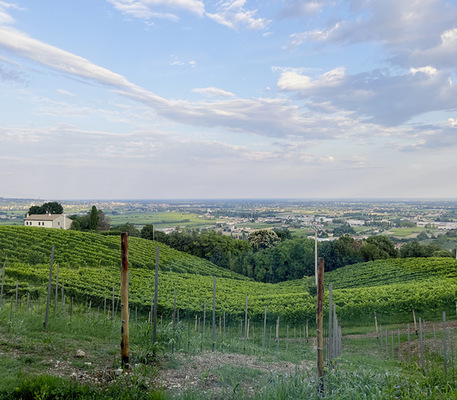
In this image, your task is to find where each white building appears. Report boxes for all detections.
[24,213,73,229]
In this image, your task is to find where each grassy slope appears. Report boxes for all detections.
[2,226,457,322]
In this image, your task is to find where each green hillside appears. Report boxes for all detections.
[0,226,248,280]
[2,226,457,323]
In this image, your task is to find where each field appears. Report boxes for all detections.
[107,211,217,230]
[2,226,457,398]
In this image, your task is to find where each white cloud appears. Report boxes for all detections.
[277,67,346,92]
[206,0,270,30]
[107,0,204,20]
[192,87,235,97]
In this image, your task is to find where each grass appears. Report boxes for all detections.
[4,301,457,399]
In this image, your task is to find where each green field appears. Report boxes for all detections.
[107,211,217,229]
[388,227,426,237]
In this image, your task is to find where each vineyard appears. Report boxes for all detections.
[2,226,457,323]
[3,226,457,399]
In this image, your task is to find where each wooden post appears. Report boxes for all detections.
[153,247,159,344]
[0,261,5,306]
[44,245,55,330]
[412,308,418,335]
[316,257,325,395]
[120,233,130,369]
[54,264,59,317]
[212,276,216,352]
[374,312,378,339]
[195,314,198,332]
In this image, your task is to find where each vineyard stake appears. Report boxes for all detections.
[374,312,378,339]
[328,283,333,362]
[316,257,325,396]
[407,324,411,364]
[412,308,418,335]
[61,283,65,315]
[419,317,424,369]
[212,276,216,352]
[195,314,197,332]
[44,245,55,330]
[443,311,447,376]
[15,280,18,310]
[286,325,289,352]
[172,289,177,354]
[391,331,394,358]
[276,317,280,353]
[112,285,115,319]
[153,247,159,345]
[0,261,5,306]
[262,306,267,350]
[244,295,248,354]
[54,264,59,317]
[398,329,401,359]
[120,233,130,369]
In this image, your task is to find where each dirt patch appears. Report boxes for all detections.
[154,351,311,396]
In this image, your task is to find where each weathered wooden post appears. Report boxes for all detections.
[153,247,159,345]
[412,308,418,335]
[120,233,130,369]
[54,264,59,317]
[316,257,325,395]
[44,245,55,330]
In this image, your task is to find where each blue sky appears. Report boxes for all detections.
[0,0,456,199]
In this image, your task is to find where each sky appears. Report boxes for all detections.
[0,0,456,200]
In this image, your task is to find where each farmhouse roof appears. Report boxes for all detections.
[24,214,63,221]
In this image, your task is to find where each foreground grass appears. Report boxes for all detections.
[2,303,457,399]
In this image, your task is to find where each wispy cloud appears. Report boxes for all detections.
[192,87,235,97]
[107,0,204,21]
[206,0,270,30]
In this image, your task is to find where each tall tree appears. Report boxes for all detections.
[89,206,99,231]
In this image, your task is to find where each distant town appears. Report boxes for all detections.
[1,198,457,251]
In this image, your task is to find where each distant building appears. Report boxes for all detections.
[24,213,72,229]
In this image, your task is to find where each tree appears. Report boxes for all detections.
[112,223,140,237]
[140,224,155,240]
[333,223,356,237]
[248,230,280,250]
[28,202,63,215]
[98,210,110,231]
[89,206,99,231]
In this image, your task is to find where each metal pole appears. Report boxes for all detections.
[120,233,129,369]
[316,257,325,395]
[212,276,216,352]
[153,247,159,344]
[44,245,55,330]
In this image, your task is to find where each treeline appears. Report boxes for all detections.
[137,227,454,283]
